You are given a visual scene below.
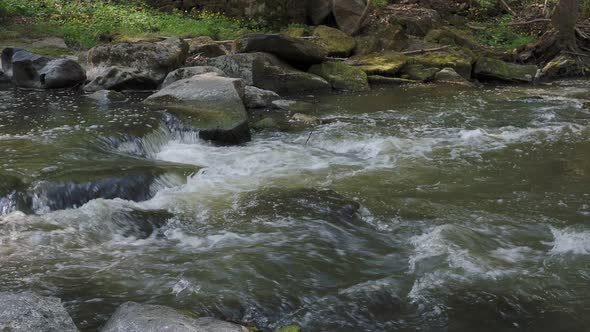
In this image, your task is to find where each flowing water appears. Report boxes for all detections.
[0,80,589,331]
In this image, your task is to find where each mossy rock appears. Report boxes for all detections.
[354,25,407,55]
[424,28,483,51]
[276,325,301,332]
[348,51,409,76]
[312,25,356,57]
[282,26,308,38]
[474,57,538,82]
[0,173,24,197]
[411,49,473,79]
[399,63,439,81]
[309,61,369,91]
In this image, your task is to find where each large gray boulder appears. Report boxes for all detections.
[332,0,370,35]
[307,0,332,25]
[233,33,327,65]
[244,85,280,109]
[161,66,225,88]
[86,37,188,86]
[2,48,85,89]
[84,66,159,91]
[211,52,330,94]
[101,302,248,332]
[0,292,78,332]
[145,73,251,144]
[474,57,538,83]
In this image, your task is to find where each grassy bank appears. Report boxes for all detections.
[0,0,256,49]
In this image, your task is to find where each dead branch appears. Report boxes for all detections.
[507,18,551,26]
[401,46,449,55]
[499,0,517,16]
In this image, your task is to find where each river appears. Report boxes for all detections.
[0,80,589,331]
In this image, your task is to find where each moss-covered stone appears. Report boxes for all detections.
[309,61,369,91]
[348,51,409,76]
[354,25,407,55]
[399,63,439,81]
[411,49,473,79]
[277,325,301,332]
[424,28,483,51]
[474,57,538,82]
[312,25,356,57]
[282,26,308,38]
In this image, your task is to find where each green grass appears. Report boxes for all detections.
[474,15,536,50]
[0,0,255,49]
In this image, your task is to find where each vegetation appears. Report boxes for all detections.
[474,15,536,49]
[0,0,254,48]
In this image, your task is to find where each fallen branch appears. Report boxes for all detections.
[499,0,517,16]
[507,18,551,26]
[401,46,449,55]
[466,23,486,30]
[563,51,590,58]
[326,56,348,61]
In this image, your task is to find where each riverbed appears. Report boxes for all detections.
[1,81,589,331]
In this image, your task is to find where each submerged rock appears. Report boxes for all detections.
[86,37,188,87]
[233,33,327,65]
[30,163,197,212]
[0,173,27,215]
[2,48,85,89]
[86,90,127,104]
[0,291,78,332]
[312,25,356,57]
[211,52,330,94]
[160,66,226,88]
[244,85,280,109]
[474,57,538,83]
[145,73,251,144]
[241,188,361,224]
[309,61,370,91]
[348,51,409,76]
[102,302,248,332]
[111,208,174,239]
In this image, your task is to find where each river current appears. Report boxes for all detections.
[0,81,589,331]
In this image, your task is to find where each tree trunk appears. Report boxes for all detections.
[552,0,581,51]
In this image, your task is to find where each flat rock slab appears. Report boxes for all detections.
[102,302,248,332]
[0,292,78,332]
[233,33,327,65]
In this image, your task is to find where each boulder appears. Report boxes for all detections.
[87,37,188,85]
[347,51,409,76]
[84,66,159,91]
[312,25,356,57]
[332,0,371,35]
[161,66,225,88]
[386,4,442,36]
[1,47,23,77]
[187,36,226,58]
[102,302,248,332]
[309,61,369,91]
[233,33,327,65]
[307,0,332,25]
[4,49,85,89]
[244,85,280,109]
[474,57,538,83]
[433,67,475,86]
[211,52,330,94]
[0,292,78,332]
[399,63,438,81]
[271,99,297,111]
[145,73,251,144]
[354,25,407,55]
[410,49,473,79]
[424,28,483,51]
[38,59,86,89]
